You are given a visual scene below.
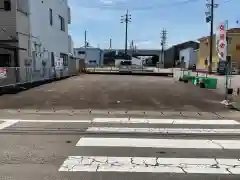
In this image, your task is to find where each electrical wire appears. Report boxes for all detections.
[222,0,235,3]
[77,0,201,11]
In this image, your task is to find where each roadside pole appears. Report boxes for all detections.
[120,10,131,59]
[216,21,228,103]
[225,60,228,101]
[225,20,228,101]
[159,29,167,72]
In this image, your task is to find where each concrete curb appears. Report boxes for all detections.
[0,75,75,96]
[0,109,239,119]
[85,71,174,77]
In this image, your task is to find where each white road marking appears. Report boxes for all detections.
[1,119,91,123]
[76,137,240,149]
[1,118,239,124]
[87,127,240,134]
[0,120,19,130]
[93,118,239,125]
[59,156,240,174]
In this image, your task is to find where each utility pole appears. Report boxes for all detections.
[205,0,218,73]
[121,10,131,59]
[130,40,134,51]
[84,30,87,48]
[160,29,167,68]
[109,38,112,49]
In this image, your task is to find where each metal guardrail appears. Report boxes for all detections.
[86,67,119,73]
[85,65,174,74]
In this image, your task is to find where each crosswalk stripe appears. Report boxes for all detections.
[87,127,240,134]
[1,119,91,123]
[1,118,239,125]
[0,120,19,130]
[93,118,239,125]
[59,156,240,174]
[76,137,240,149]
[58,117,240,175]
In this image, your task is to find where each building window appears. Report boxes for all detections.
[59,15,65,31]
[68,7,71,24]
[0,54,11,67]
[227,37,232,44]
[51,52,55,67]
[3,0,11,11]
[60,53,68,66]
[227,55,232,62]
[78,51,85,55]
[236,45,240,50]
[49,8,53,25]
[89,60,97,64]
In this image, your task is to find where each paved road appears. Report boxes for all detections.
[0,74,237,179]
[0,114,240,180]
[0,75,229,112]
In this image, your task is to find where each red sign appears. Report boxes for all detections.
[216,22,227,61]
[220,24,225,31]
[0,68,7,79]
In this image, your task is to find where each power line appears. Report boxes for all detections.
[222,0,235,3]
[77,0,201,11]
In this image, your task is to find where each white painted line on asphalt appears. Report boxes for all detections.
[93,118,129,123]
[1,118,239,124]
[1,119,91,123]
[87,127,240,134]
[93,118,239,125]
[0,120,19,130]
[76,137,240,149]
[59,156,240,174]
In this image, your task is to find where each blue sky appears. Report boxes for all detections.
[68,0,240,49]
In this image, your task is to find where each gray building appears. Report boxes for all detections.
[0,0,74,87]
[74,47,104,67]
[165,41,199,68]
[0,0,31,86]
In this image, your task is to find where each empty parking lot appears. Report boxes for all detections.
[0,75,228,112]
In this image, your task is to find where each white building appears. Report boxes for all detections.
[179,48,198,69]
[74,47,104,67]
[29,0,72,77]
[115,57,144,67]
[0,0,73,84]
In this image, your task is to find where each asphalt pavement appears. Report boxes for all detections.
[0,75,230,112]
[0,74,239,179]
[0,114,240,180]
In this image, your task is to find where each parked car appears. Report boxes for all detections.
[119,61,132,73]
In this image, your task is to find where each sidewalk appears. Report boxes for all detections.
[173,68,240,110]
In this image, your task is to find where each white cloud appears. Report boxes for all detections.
[100,0,113,4]
[133,40,161,49]
[99,0,128,5]
[135,40,151,46]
